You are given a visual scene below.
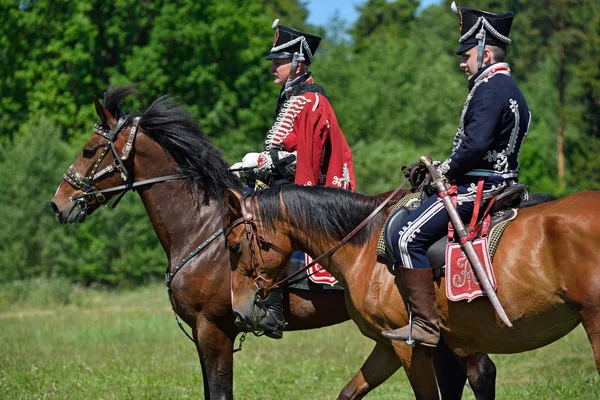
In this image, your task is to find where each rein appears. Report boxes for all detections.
[64,115,202,342]
[227,177,409,294]
[165,228,224,343]
[270,178,408,291]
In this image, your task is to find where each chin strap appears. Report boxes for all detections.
[283,51,304,98]
[476,27,487,70]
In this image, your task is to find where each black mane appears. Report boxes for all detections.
[102,85,243,203]
[251,186,384,246]
[103,85,137,117]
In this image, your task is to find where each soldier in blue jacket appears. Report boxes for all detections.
[381,2,531,346]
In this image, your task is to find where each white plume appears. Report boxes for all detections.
[451,2,459,14]
[272,19,280,29]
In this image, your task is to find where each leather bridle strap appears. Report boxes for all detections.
[69,173,188,202]
[65,116,190,208]
[269,177,409,291]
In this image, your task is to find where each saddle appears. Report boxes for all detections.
[377,183,528,274]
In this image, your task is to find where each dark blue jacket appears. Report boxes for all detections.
[438,63,530,183]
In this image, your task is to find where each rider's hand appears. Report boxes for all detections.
[229,162,244,178]
[405,162,428,189]
[257,152,274,172]
[241,152,260,169]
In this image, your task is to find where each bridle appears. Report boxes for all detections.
[62,114,209,343]
[63,116,186,213]
[225,178,409,298]
[225,196,289,295]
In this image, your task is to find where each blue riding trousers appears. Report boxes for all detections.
[390,176,508,270]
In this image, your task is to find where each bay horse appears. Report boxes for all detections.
[224,184,600,399]
[49,86,495,399]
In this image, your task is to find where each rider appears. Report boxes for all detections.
[231,20,355,339]
[381,2,531,346]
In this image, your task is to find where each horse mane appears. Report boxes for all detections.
[251,186,384,246]
[102,85,244,203]
[103,85,137,118]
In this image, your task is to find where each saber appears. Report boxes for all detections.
[420,156,513,327]
[229,167,256,172]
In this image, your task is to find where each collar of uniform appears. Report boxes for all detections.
[280,72,314,99]
[468,62,510,90]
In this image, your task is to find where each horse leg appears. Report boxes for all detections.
[433,339,466,400]
[194,315,237,400]
[392,342,440,400]
[576,306,600,373]
[436,343,496,400]
[338,342,402,400]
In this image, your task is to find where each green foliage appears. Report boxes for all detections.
[0,118,165,286]
[351,0,419,51]
[0,118,69,280]
[315,5,465,192]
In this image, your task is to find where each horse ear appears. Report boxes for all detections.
[93,96,116,129]
[223,189,244,220]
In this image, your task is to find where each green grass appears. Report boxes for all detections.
[1,282,598,399]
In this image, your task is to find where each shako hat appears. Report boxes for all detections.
[452,1,514,55]
[265,19,322,65]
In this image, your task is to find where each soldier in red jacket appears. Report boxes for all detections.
[231,20,356,339]
[232,20,355,191]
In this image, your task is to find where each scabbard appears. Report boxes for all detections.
[420,156,513,327]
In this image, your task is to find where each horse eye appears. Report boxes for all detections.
[229,243,241,254]
[82,148,96,158]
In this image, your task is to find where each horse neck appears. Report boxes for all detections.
[287,220,373,290]
[133,133,223,265]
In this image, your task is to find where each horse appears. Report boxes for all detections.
[224,184,600,399]
[50,85,496,399]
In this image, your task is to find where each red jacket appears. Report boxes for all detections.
[264,76,355,190]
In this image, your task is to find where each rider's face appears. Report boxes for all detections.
[269,58,292,87]
[460,46,494,80]
[459,47,479,80]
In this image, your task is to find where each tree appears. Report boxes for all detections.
[351,0,419,51]
[0,118,70,280]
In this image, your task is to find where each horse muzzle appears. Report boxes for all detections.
[49,199,88,224]
[232,298,271,333]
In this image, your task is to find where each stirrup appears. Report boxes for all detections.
[406,306,415,347]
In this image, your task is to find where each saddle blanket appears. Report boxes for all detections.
[446,209,518,301]
[445,237,496,301]
[377,196,518,301]
[288,251,344,291]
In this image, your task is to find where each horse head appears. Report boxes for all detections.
[50,86,156,223]
[223,189,293,332]
[50,85,241,225]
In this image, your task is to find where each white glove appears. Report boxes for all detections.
[241,152,260,169]
[257,152,274,172]
[229,162,244,178]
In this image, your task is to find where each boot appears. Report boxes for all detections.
[261,290,287,339]
[381,267,440,347]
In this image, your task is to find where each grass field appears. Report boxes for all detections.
[1,282,599,399]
